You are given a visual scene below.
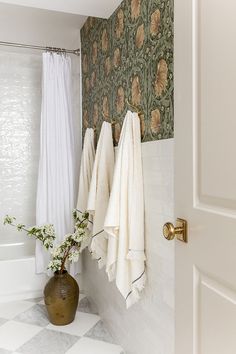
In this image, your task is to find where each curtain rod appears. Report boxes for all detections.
[0,41,80,56]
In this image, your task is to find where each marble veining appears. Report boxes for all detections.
[78,296,98,315]
[14,304,49,327]
[18,329,79,354]
[85,320,116,344]
[0,297,124,354]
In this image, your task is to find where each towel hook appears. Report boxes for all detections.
[102,112,116,126]
[88,123,97,131]
[126,99,143,117]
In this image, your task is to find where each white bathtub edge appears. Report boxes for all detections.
[0,257,84,303]
[0,256,47,303]
[0,255,36,264]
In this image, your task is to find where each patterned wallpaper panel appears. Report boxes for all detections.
[81,0,174,145]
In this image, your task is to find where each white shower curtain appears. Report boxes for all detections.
[36,52,77,273]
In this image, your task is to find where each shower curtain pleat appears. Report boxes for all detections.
[36,53,76,274]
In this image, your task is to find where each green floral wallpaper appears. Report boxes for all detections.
[81,0,174,145]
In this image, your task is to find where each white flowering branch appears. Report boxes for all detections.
[3,215,55,250]
[3,210,91,275]
[48,211,90,274]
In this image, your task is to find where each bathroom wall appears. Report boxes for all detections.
[81,1,174,353]
[81,0,174,145]
[83,140,174,354]
[0,51,42,254]
[0,51,81,258]
[0,4,84,258]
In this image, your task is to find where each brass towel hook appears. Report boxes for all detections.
[102,112,116,126]
[89,124,97,132]
[126,99,143,117]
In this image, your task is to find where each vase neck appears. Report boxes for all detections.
[54,270,68,277]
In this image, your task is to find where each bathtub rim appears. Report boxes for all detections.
[0,256,46,303]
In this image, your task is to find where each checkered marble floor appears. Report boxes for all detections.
[0,295,124,354]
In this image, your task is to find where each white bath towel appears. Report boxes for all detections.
[87,122,114,269]
[70,128,95,276]
[77,128,95,214]
[104,111,146,308]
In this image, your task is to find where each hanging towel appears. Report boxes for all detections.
[76,128,95,214]
[87,122,114,269]
[70,128,95,276]
[104,111,146,308]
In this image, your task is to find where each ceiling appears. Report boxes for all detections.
[0,0,122,18]
[0,2,86,50]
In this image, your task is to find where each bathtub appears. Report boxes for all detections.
[0,241,47,303]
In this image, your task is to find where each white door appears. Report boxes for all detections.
[173,0,236,353]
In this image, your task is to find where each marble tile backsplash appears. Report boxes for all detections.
[0,51,42,249]
[83,139,175,354]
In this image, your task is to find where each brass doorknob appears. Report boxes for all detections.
[163,218,188,243]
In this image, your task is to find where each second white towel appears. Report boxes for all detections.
[70,128,95,276]
[87,122,114,269]
[76,128,95,214]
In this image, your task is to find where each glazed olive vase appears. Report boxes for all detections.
[44,270,79,326]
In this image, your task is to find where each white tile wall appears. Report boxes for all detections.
[82,139,175,354]
[0,51,81,259]
[0,51,42,252]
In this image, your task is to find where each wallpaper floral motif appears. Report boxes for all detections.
[81,0,174,145]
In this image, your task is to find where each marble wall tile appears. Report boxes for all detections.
[0,52,41,251]
[82,139,175,354]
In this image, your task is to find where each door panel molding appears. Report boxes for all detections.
[194,267,236,354]
[193,0,236,218]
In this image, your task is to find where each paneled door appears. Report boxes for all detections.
[174,0,236,353]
